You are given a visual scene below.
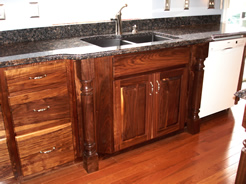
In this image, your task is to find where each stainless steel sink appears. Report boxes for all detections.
[81,33,179,48]
[81,37,130,47]
[124,33,171,43]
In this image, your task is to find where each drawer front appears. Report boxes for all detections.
[5,61,67,96]
[113,47,190,78]
[16,123,74,176]
[0,139,14,180]
[8,83,68,106]
[10,94,70,135]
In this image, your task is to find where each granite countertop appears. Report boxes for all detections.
[0,23,246,68]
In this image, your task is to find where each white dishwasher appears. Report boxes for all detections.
[199,36,246,118]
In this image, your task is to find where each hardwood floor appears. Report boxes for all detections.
[20,100,246,184]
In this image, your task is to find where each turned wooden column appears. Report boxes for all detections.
[76,59,98,173]
[187,43,209,134]
[235,140,246,183]
[235,104,246,183]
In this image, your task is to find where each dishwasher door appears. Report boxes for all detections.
[199,37,246,118]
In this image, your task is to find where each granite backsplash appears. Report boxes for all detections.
[0,15,221,46]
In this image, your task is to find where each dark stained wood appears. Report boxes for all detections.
[11,96,70,135]
[0,108,14,180]
[114,74,151,151]
[113,47,189,78]
[187,43,209,134]
[0,60,77,181]
[74,61,84,158]
[4,61,67,96]
[153,67,188,138]
[0,68,22,178]
[76,59,98,173]
[67,60,80,160]
[112,47,190,151]
[235,140,246,184]
[16,123,74,176]
[94,57,114,154]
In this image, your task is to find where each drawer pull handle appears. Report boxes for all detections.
[40,147,56,154]
[33,106,50,112]
[156,80,160,94]
[29,74,47,80]
[149,82,154,96]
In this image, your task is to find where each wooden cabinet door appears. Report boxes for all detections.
[114,74,152,151]
[153,68,188,138]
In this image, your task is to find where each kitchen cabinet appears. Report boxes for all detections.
[0,60,78,178]
[0,42,210,179]
[95,47,190,153]
[113,67,188,151]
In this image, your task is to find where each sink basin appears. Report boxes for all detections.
[81,33,179,48]
[81,37,130,47]
[124,34,170,43]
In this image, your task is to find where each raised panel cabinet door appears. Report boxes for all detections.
[114,75,152,151]
[153,68,188,138]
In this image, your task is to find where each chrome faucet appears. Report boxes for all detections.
[111,4,127,36]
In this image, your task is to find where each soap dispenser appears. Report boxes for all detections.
[132,25,137,34]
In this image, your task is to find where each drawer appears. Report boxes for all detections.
[16,123,74,176]
[10,94,70,136]
[5,61,67,96]
[0,138,14,180]
[8,82,68,106]
[113,47,190,78]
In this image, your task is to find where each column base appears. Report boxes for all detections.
[83,153,99,173]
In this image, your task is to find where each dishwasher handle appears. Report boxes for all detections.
[223,47,233,51]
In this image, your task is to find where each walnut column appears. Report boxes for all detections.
[235,140,246,183]
[235,104,246,183]
[187,43,209,134]
[76,59,98,173]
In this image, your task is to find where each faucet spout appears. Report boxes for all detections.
[113,4,128,36]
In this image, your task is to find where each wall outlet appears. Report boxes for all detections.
[29,2,39,18]
[0,4,5,20]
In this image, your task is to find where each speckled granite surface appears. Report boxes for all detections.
[235,89,246,100]
[0,15,221,45]
[0,15,245,68]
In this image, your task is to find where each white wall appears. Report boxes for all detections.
[0,0,223,31]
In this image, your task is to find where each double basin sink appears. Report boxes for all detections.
[81,32,179,48]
